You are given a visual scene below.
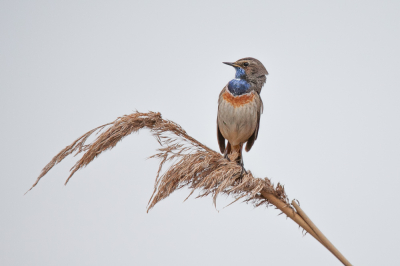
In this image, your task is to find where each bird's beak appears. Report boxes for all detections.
[223,62,239,67]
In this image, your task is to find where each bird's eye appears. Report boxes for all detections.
[243,62,249,67]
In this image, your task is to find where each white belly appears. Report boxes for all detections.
[218,96,258,146]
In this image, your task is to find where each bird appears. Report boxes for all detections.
[217,57,268,175]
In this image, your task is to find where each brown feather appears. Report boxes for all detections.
[217,119,225,153]
[226,141,232,155]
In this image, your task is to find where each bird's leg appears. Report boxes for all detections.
[224,142,232,161]
[240,158,248,175]
[236,154,247,183]
[223,150,230,161]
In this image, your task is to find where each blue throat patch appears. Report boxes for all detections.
[228,67,250,96]
[235,67,246,79]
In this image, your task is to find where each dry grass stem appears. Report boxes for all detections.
[28,111,289,210]
[28,111,351,265]
[292,201,352,266]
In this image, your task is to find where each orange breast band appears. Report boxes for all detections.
[222,90,255,107]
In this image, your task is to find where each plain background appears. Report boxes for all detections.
[1,1,400,265]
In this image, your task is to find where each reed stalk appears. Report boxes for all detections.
[291,201,352,265]
[27,111,351,265]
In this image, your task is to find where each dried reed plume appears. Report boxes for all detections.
[28,111,352,265]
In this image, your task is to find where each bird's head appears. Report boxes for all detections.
[223,57,268,81]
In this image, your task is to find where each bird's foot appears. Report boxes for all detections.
[224,153,231,162]
[236,164,247,183]
[241,166,248,175]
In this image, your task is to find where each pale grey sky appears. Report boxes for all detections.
[1,1,400,265]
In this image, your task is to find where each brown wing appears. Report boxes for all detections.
[217,85,228,153]
[217,118,226,153]
[245,93,263,152]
